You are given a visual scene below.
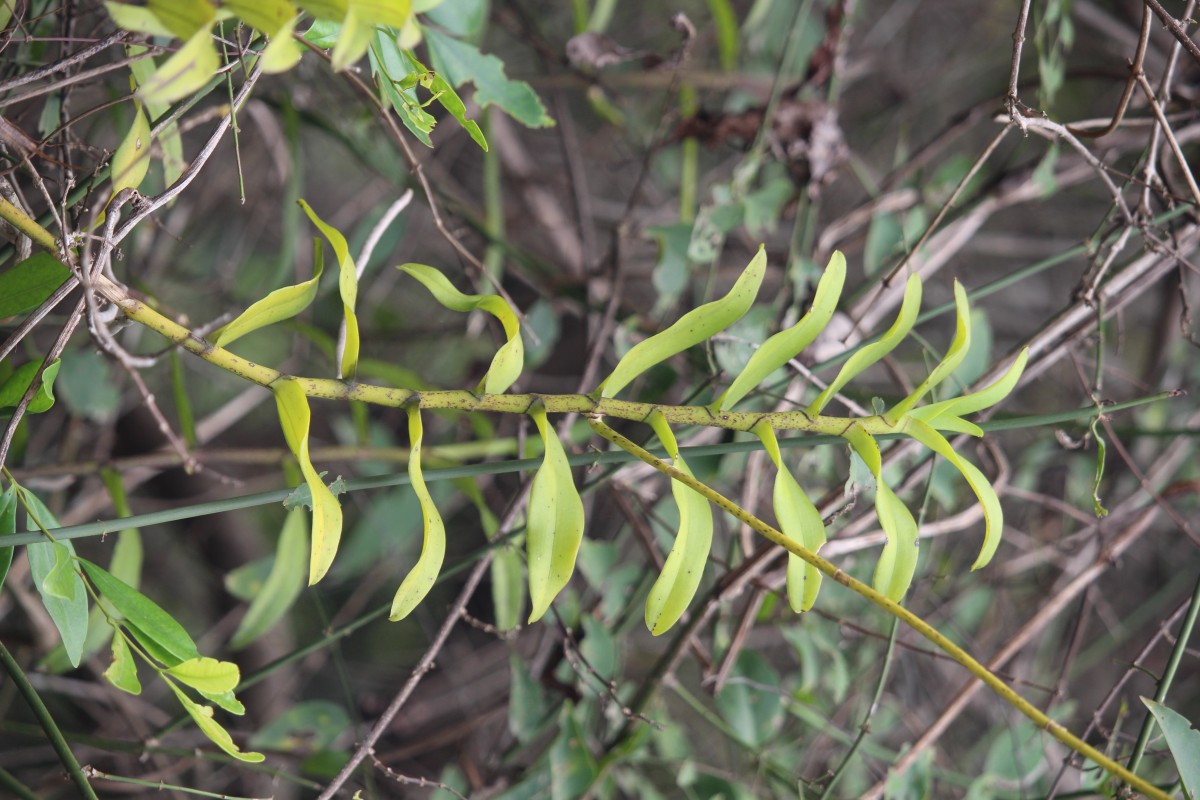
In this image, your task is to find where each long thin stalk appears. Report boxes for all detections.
[0,641,100,800]
[586,417,1172,800]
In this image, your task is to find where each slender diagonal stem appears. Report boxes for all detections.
[0,641,100,800]
[586,417,1172,800]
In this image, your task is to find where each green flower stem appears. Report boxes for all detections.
[0,640,100,800]
[586,416,1172,800]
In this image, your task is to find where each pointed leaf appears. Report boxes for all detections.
[389,406,447,620]
[166,656,240,695]
[398,263,523,394]
[842,425,920,602]
[103,631,142,695]
[908,348,1030,431]
[110,103,152,202]
[643,412,713,635]
[887,280,971,421]
[139,26,219,106]
[23,490,88,667]
[78,559,199,666]
[0,253,72,318]
[330,5,371,70]
[1141,698,1200,798]
[272,378,342,584]
[423,25,553,128]
[299,200,359,378]
[214,247,324,347]
[42,541,77,600]
[403,52,486,150]
[717,251,846,411]
[0,359,61,413]
[807,274,922,415]
[756,422,825,612]
[230,506,307,648]
[901,417,1004,570]
[600,246,767,399]
[165,679,265,762]
[526,405,585,622]
[0,485,15,591]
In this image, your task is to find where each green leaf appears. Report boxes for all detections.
[215,242,324,347]
[491,546,525,631]
[1141,698,1200,798]
[138,26,219,106]
[78,559,200,667]
[643,412,713,635]
[526,405,585,622]
[389,407,446,620]
[908,348,1030,435]
[755,422,825,612]
[103,631,142,695]
[600,246,767,399]
[22,490,88,668]
[110,102,152,200]
[230,506,307,648]
[841,425,920,602]
[807,273,923,416]
[402,52,487,150]
[148,0,216,38]
[249,701,351,751]
[41,541,77,600]
[272,378,343,585]
[0,253,72,317]
[0,359,61,413]
[423,25,554,128]
[887,280,971,421]
[298,200,359,378]
[330,4,373,70]
[399,263,523,394]
[104,2,176,37]
[166,656,241,695]
[0,485,15,592]
[900,417,1004,570]
[165,679,265,762]
[716,250,846,411]
[715,651,784,747]
[223,0,304,73]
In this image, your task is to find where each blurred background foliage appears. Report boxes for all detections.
[1,0,1198,798]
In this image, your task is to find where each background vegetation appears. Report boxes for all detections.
[0,0,1198,798]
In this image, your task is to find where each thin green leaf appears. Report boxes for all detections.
[399,263,523,394]
[271,378,342,585]
[110,102,152,200]
[755,421,825,612]
[600,246,768,399]
[491,546,525,632]
[147,0,216,38]
[230,506,307,648]
[886,280,971,421]
[389,406,446,620]
[166,656,241,695]
[0,485,15,591]
[900,417,1004,571]
[403,52,487,150]
[908,348,1030,431]
[78,559,200,667]
[841,425,920,602]
[806,273,923,416]
[1141,698,1200,799]
[526,405,585,623]
[103,630,142,695]
[0,253,72,318]
[298,200,359,378]
[214,244,324,347]
[104,2,176,37]
[23,490,88,667]
[0,359,61,413]
[423,25,553,128]
[644,412,713,635]
[1089,416,1109,518]
[330,5,372,70]
[138,26,219,106]
[165,679,265,763]
[716,250,846,411]
[197,688,246,716]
